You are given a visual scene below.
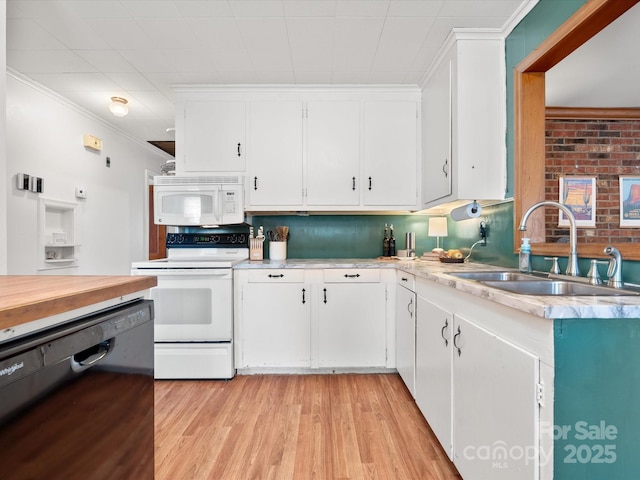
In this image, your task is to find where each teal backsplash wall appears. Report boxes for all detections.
[251,201,518,266]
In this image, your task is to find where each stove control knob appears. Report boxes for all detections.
[212,235,220,243]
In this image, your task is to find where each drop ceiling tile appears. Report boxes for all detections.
[336,0,390,17]
[75,50,137,73]
[173,0,234,17]
[28,72,120,92]
[129,90,175,118]
[208,48,255,72]
[162,49,218,73]
[63,0,131,19]
[291,45,333,72]
[121,0,182,17]
[333,47,376,71]
[247,48,293,71]
[387,0,444,17]
[376,17,433,49]
[7,19,68,50]
[334,17,385,50]
[7,50,96,74]
[107,72,156,90]
[145,72,186,97]
[187,18,245,50]
[440,1,518,18]
[229,1,285,17]
[8,0,78,19]
[135,18,200,50]
[236,18,290,51]
[84,18,155,50]
[283,0,337,17]
[287,18,335,47]
[35,17,112,50]
[295,71,333,83]
[119,49,177,73]
[255,70,296,83]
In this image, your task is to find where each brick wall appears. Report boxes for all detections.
[545,118,640,244]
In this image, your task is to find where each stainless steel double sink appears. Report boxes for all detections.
[447,271,640,296]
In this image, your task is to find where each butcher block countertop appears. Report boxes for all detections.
[0,275,157,338]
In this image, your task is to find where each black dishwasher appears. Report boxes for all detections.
[0,299,154,480]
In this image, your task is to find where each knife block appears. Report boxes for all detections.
[250,238,264,260]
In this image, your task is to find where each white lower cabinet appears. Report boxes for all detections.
[396,273,416,396]
[235,268,391,370]
[237,270,310,368]
[414,278,546,480]
[415,295,453,458]
[452,315,539,480]
[318,278,386,368]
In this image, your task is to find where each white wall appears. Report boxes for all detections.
[6,73,169,275]
[0,1,7,274]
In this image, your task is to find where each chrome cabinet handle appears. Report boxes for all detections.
[441,319,449,347]
[442,158,449,177]
[452,325,461,356]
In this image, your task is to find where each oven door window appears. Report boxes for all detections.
[151,273,231,342]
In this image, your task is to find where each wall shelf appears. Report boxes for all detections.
[38,198,79,271]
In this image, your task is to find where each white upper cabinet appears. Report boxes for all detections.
[247,101,304,207]
[179,101,246,173]
[174,87,421,211]
[364,101,418,207]
[306,101,361,206]
[422,31,506,209]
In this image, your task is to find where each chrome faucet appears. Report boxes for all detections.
[518,201,580,276]
[604,245,623,288]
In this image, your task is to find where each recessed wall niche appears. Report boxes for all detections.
[544,109,640,245]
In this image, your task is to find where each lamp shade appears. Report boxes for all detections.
[428,217,448,237]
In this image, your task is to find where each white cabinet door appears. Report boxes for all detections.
[363,101,418,207]
[183,101,246,172]
[241,282,310,368]
[422,57,452,206]
[318,282,386,367]
[415,295,453,459]
[306,101,360,206]
[452,315,539,480]
[395,282,416,396]
[247,101,303,207]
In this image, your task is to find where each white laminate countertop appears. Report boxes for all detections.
[235,258,640,320]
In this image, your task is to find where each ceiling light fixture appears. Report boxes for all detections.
[109,97,129,117]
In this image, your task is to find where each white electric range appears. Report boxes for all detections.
[131,232,248,379]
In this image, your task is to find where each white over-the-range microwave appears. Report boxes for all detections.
[154,175,244,226]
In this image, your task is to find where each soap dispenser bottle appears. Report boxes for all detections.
[519,237,532,273]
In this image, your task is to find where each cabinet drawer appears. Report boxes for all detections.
[323,269,380,283]
[247,269,304,283]
[396,270,415,291]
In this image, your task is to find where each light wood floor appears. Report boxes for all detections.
[155,373,462,480]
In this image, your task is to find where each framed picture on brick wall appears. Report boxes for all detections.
[559,176,596,227]
[620,176,640,227]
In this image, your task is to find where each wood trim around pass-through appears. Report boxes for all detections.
[513,0,640,261]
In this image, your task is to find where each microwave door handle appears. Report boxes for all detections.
[216,187,223,222]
